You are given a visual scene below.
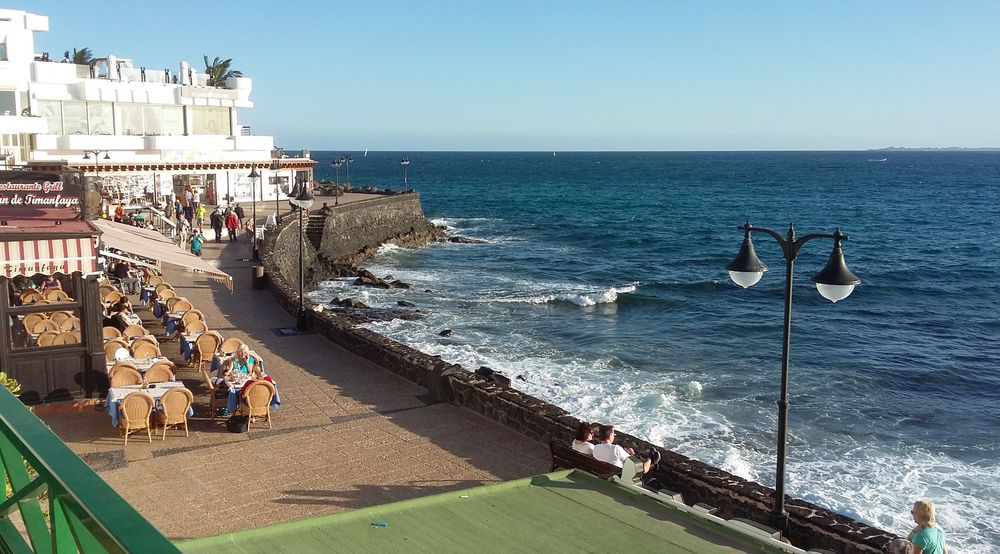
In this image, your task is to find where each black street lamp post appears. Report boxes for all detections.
[271,159,282,223]
[342,155,353,186]
[725,221,860,536]
[400,157,410,192]
[288,182,315,331]
[331,158,342,206]
[248,167,260,261]
[82,150,111,199]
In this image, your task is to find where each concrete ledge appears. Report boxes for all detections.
[260,203,893,554]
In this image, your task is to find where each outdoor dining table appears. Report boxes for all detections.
[105,356,169,374]
[140,286,155,306]
[163,310,197,336]
[105,381,193,427]
[180,332,203,362]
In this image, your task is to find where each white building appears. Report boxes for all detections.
[0,8,314,207]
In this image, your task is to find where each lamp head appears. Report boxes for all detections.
[289,182,315,210]
[812,233,860,302]
[248,167,260,180]
[83,151,91,160]
[102,152,111,160]
[726,229,768,288]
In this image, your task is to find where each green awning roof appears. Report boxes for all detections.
[177,470,796,553]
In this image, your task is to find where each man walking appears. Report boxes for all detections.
[209,207,224,242]
[225,209,240,242]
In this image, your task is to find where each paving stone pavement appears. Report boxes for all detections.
[40,204,549,540]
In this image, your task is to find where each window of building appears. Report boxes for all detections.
[0,90,15,116]
[0,42,7,62]
[121,104,143,136]
[191,106,230,135]
[37,101,63,134]
[88,103,113,135]
[163,106,184,135]
[62,102,88,135]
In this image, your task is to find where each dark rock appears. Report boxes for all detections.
[439,329,453,337]
[397,300,416,307]
[388,280,411,289]
[448,236,487,244]
[516,375,526,382]
[424,289,432,293]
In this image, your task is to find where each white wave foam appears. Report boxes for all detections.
[377,243,403,254]
[721,447,757,481]
[494,283,638,307]
[684,381,703,399]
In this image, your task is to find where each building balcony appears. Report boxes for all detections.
[0,112,48,134]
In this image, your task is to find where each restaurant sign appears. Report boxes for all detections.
[0,171,80,209]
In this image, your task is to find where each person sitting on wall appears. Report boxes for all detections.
[592,424,661,474]
[571,422,597,456]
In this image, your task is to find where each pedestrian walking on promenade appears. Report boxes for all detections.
[225,209,239,242]
[210,207,224,242]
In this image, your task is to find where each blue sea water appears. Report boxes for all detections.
[308,151,1000,552]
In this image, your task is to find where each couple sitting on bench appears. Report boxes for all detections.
[573,422,661,476]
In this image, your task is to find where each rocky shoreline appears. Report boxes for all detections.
[262,198,893,553]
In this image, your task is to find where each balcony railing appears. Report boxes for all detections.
[0,386,178,553]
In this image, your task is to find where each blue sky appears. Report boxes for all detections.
[28,1,1000,151]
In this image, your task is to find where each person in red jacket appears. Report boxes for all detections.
[225,209,240,242]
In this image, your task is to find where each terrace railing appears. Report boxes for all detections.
[0,386,178,553]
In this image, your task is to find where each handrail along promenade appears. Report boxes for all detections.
[0,385,178,553]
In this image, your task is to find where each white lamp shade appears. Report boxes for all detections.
[815,283,856,303]
[729,270,764,289]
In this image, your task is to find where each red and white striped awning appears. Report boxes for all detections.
[1,237,97,277]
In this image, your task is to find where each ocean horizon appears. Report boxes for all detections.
[309,150,1000,553]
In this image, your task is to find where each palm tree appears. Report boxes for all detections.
[203,56,243,88]
[71,47,93,65]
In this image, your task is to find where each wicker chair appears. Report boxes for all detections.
[219,337,245,357]
[118,391,154,445]
[201,368,220,420]
[44,289,71,302]
[102,326,123,339]
[156,388,193,440]
[130,340,159,360]
[49,311,73,326]
[154,283,173,296]
[122,324,147,340]
[181,309,205,326]
[99,285,116,298]
[59,317,81,332]
[19,290,42,304]
[32,320,59,334]
[109,360,139,376]
[51,332,79,346]
[144,364,174,384]
[103,290,124,306]
[240,380,275,430]
[23,313,47,333]
[147,275,164,286]
[36,332,59,347]
[103,338,129,360]
[157,289,177,302]
[172,299,193,314]
[184,320,208,334]
[110,367,143,387]
[193,332,222,371]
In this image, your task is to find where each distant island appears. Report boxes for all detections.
[869,146,1000,151]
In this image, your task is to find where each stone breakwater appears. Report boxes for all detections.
[261,193,894,554]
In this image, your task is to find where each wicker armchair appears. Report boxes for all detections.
[44,289,71,302]
[109,360,139,375]
[144,364,175,384]
[156,388,193,440]
[102,290,124,306]
[31,319,59,334]
[19,290,42,304]
[110,367,143,387]
[122,324,147,340]
[193,332,222,371]
[171,299,193,313]
[51,332,79,346]
[23,313,46,333]
[36,332,59,347]
[184,320,208,334]
[240,380,275,430]
[200,368,219,420]
[49,311,72,326]
[119,392,154,445]
[147,275,164,286]
[130,340,160,360]
[58,317,81,332]
[219,337,245,356]
[154,283,173,296]
[104,339,129,362]
[103,326,123,340]
[181,309,205,326]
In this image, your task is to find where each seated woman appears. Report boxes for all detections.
[571,422,596,456]
[42,274,62,290]
[103,299,134,332]
[224,345,274,393]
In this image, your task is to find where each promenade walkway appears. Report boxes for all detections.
[39,199,548,540]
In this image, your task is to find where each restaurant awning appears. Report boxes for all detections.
[92,219,232,291]
[1,237,97,277]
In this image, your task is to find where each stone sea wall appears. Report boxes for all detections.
[260,197,893,554]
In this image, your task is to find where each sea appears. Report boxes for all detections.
[307,150,1000,553]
